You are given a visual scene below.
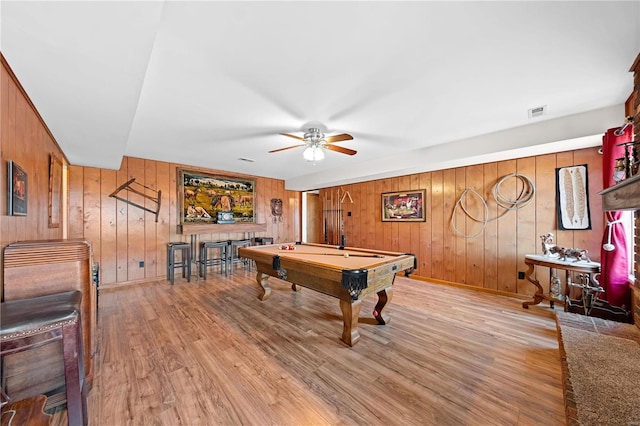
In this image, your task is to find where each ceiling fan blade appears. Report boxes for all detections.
[325,133,353,143]
[280,133,305,141]
[269,144,305,153]
[325,144,357,156]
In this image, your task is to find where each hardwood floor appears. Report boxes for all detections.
[51,270,565,425]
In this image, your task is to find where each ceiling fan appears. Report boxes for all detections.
[269,127,356,162]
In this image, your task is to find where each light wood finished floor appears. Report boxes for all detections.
[51,270,565,425]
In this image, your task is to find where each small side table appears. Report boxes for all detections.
[522,254,601,309]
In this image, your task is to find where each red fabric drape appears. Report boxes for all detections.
[600,126,633,308]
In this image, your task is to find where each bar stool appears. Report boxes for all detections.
[199,241,228,278]
[253,237,274,245]
[229,239,251,274]
[1,290,88,426]
[166,242,191,285]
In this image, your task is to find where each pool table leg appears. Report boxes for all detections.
[373,286,393,325]
[340,299,362,346]
[256,272,272,301]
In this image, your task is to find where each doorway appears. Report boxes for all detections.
[302,191,323,243]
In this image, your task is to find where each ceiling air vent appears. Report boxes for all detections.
[528,105,546,118]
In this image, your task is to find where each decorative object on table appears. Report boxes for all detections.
[381,189,425,222]
[556,164,591,230]
[7,160,27,216]
[48,153,63,228]
[270,198,283,223]
[217,211,235,224]
[540,232,556,255]
[109,177,162,222]
[540,232,591,262]
[178,169,254,225]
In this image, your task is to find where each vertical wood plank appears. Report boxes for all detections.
[116,158,130,283]
[534,153,558,295]
[515,156,537,294]
[144,159,158,278]
[418,172,432,278]
[67,166,85,239]
[374,180,384,249]
[127,157,146,281]
[465,164,485,287]
[83,167,102,268]
[100,169,117,285]
[441,169,464,282]
[156,161,171,280]
[455,168,467,283]
[496,159,517,293]
[396,176,411,254]
[555,151,575,248]
[483,162,498,291]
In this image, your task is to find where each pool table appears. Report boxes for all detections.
[238,242,416,346]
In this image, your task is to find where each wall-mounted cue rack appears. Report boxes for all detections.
[109,178,162,222]
[323,188,352,246]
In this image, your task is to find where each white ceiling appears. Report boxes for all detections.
[1,1,639,191]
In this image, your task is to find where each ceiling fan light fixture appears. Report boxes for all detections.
[303,145,325,163]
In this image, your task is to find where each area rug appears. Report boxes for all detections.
[558,321,640,426]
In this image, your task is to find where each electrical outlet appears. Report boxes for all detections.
[518,271,525,280]
[139,261,144,268]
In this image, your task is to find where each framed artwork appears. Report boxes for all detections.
[48,153,63,228]
[178,169,255,225]
[7,161,27,216]
[556,164,591,230]
[382,189,426,222]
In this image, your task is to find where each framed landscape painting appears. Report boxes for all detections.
[178,169,255,225]
[382,189,425,222]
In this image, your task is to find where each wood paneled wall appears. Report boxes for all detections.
[0,55,66,296]
[320,147,604,297]
[1,53,608,300]
[67,158,300,288]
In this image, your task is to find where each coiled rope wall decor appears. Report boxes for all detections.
[451,173,536,238]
